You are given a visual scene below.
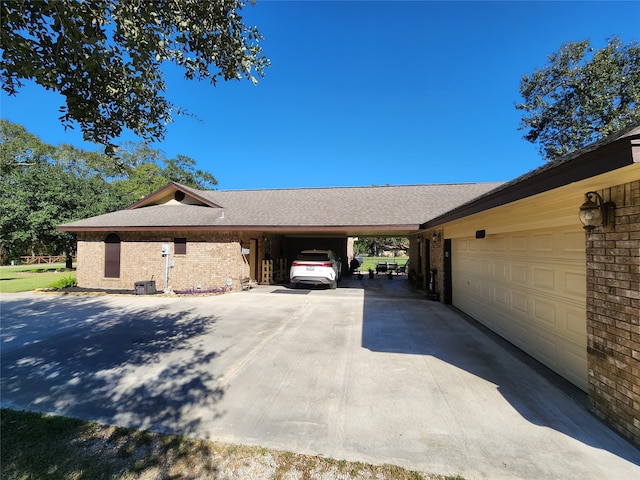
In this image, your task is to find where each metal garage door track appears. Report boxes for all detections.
[1,278,638,480]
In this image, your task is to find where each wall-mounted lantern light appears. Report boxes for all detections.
[579,191,615,232]
[432,230,441,241]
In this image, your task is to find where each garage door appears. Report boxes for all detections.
[451,227,587,391]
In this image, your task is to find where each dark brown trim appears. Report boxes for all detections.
[58,224,421,233]
[443,238,452,304]
[104,232,121,278]
[174,237,187,255]
[422,133,639,229]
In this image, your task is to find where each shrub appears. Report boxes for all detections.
[49,275,77,290]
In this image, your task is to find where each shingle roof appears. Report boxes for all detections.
[59,182,504,231]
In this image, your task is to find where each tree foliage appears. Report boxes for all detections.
[0,0,269,148]
[1,161,92,263]
[0,120,56,172]
[109,142,218,199]
[516,36,640,160]
[0,123,114,264]
[354,237,409,256]
[0,120,218,263]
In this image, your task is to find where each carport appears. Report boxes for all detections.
[272,226,424,281]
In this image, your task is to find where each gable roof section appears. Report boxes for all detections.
[58,182,503,233]
[421,123,640,228]
[127,182,223,209]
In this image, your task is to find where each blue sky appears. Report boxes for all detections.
[1,1,638,190]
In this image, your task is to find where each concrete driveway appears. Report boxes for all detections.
[1,278,638,479]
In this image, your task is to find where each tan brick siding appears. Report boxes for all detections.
[76,231,253,292]
[586,180,640,447]
[430,231,445,295]
[410,232,443,293]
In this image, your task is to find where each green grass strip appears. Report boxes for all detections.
[1,409,463,480]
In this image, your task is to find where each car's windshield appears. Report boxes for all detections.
[297,252,331,261]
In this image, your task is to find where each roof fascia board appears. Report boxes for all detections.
[632,138,640,163]
[422,135,638,229]
[127,182,222,210]
[58,224,420,233]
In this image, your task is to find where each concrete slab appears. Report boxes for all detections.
[1,278,638,479]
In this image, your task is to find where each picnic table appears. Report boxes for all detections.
[376,261,397,274]
[375,261,408,275]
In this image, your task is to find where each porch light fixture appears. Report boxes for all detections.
[579,191,615,232]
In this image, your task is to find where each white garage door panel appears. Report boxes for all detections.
[564,342,590,389]
[533,297,557,327]
[452,227,587,391]
[531,329,558,368]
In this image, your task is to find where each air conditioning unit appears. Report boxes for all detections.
[134,280,156,295]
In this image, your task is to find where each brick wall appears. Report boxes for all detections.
[77,231,253,292]
[586,180,640,447]
[408,232,444,293]
[430,231,445,296]
[408,238,421,276]
[408,236,426,289]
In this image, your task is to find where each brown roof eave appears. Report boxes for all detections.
[421,133,638,230]
[257,225,421,233]
[58,224,421,233]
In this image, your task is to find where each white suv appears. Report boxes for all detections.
[290,250,342,289]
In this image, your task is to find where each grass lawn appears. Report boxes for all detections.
[0,409,461,480]
[0,264,76,293]
[356,255,409,272]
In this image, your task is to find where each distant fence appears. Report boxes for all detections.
[19,255,74,265]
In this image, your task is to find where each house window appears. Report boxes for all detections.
[174,237,187,255]
[104,233,121,278]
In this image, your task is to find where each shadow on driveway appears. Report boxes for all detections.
[352,277,640,468]
[1,294,224,435]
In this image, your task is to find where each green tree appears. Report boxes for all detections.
[1,0,269,148]
[354,237,409,256]
[110,141,218,200]
[0,120,218,265]
[163,155,217,188]
[0,121,122,265]
[114,162,167,200]
[1,161,90,265]
[516,36,640,160]
[0,120,56,174]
